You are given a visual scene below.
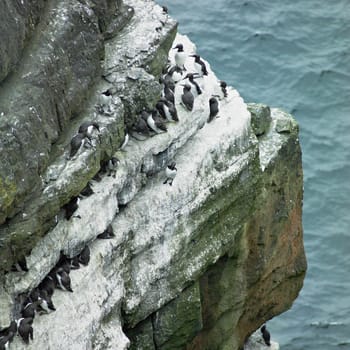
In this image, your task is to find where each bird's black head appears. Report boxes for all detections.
[190,54,200,61]
[102,89,112,96]
[92,122,100,131]
[209,97,218,105]
[173,43,184,51]
[169,161,176,170]
[261,325,266,332]
[182,83,192,91]
[220,81,227,88]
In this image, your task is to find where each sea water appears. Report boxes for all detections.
[158,0,350,348]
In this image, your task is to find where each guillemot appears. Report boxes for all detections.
[17,318,34,344]
[163,162,177,186]
[181,84,194,111]
[97,224,115,239]
[261,324,271,346]
[190,54,208,77]
[208,97,219,123]
[156,98,179,122]
[173,43,187,70]
[183,73,202,96]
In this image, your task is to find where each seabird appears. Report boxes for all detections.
[208,97,219,123]
[120,128,129,151]
[78,245,90,266]
[21,300,42,319]
[181,84,194,111]
[39,275,56,297]
[173,43,186,70]
[132,115,151,136]
[68,256,80,270]
[156,98,178,122]
[97,224,115,239]
[78,121,100,138]
[220,81,228,98]
[190,54,208,77]
[79,182,94,198]
[63,196,80,220]
[11,256,28,272]
[163,162,177,186]
[167,65,184,83]
[17,318,34,344]
[163,82,175,105]
[37,289,56,313]
[0,321,16,349]
[98,89,113,114]
[69,133,86,158]
[107,157,119,177]
[144,110,167,133]
[261,325,271,346]
[55,269,73,292]
[183,73,202,96]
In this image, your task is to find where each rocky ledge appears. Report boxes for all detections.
[0,0,306,349]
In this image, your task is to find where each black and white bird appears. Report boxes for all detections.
[78,245,90,266]
[208,97,219,123]
[69,133,86,158]
[21,300,42,319]
[79,182,94,198]
[39,275,56,297]
[17,318,34,345]
[63,197,80,220]
[156,98,179,122]
[181,84,194,111]
[132,114,151,136]
[120,128,129,151]
[97,224,115,239]
[183,73,202,96]
[11,256,28,272]
[37,289,56,313]
[190,54,208,77]
[167,65,184,83]
[98,89,113,114]
[0,321,17,349]
[173,43,186,70]
[220,81,228,98]
[163,162,177,186]
[107,157,119,177]
[55,269,73,292]
[78,121,100,138]
[143,109,167,134]
[260,324,271,346]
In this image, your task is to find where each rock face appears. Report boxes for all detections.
[0,0,306,349]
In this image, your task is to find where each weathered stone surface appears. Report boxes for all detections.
[153,283,202,349]
[247,103,272,136]
[0,0,46,83]
[0,0,177,272]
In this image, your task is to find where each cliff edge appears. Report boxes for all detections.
[0,0,306,349]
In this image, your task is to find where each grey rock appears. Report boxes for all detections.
[247,103,272,136]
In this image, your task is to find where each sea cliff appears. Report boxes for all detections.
[0,0,306,349]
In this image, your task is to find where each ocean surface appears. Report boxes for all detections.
[157,0,350,348]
